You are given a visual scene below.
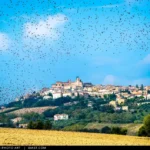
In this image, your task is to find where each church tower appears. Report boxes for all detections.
[76,76,83,87]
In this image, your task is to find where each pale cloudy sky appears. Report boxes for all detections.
[0,0,150,104]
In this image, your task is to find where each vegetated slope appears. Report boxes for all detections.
[7,106,57,115]
[0,128,150,145]
[85,123,143,136]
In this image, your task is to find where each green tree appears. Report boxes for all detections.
[138,114,150,137]
[27,121,34,129]
[101,126,111,134]
[136,84,139,88]
[111,127,127,135]
[138,126,147,136]
[44,120,52,130]
[34,120,44,129]
[63,123,86,131]
[16,121,19,128]
[48,93,53,97]
[143,114,150,136]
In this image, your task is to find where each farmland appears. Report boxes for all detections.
[0,128,150,145]
[7,106,57,115]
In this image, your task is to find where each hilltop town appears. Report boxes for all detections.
[16,77,150,110]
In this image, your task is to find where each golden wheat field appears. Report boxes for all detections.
[0,128,150,145]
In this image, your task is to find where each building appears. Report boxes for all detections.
[52,77,83,90]
[88,101,93,108]
[83,83,93,87]
[0,106,6,109]
[43,95,52,100]
[122,106,128,111]
[92,85,101,92]
[146,86,150,92]
[63,92,72,97]
[84,87,93,92]
[39,88,52,96]
[52,92,62,99]
[54,114,68,121]
[116,98,125,105]
[137,102,150,106]
[23,93,33,100]
[115,107,121,111]
[83,93,89,98]
[11,117,22,124]
[99,89,113,95]
[109,101,117,108]
[121,93,130,98]
[19,124,27,128]
[15,98,20,102]
[147,94,150,100]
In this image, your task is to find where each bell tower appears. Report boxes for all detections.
[76,76,83,87]
[76,76,80,82]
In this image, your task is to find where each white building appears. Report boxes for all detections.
[147,94,150,100]
[19,124,27,128]
[43,95,52,100]
[88,101,93,108]
[137,102,150,106]
[115,107,121,111]
[52,92,62,99]
[109,100,117,108]
[15,98,20,102]
[52,77,83,89]
[99,89,113,95]
[122,106,128,111]
[63,92,72,97]
[11,117,22,124]
[54,114,68,121]
[116,98,125,105]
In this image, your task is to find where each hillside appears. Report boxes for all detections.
[85,123,143,136]
[1,94,150,137]
[7,106,57,115]
[0,128,150,145]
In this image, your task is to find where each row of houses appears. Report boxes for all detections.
[37,77,150,101]
[15,77,150,102]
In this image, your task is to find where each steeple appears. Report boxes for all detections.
[76,76,80,82]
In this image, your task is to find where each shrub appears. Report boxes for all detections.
[138,114,150,137]
[43,120,52,130]
[101,126,111,134]
[120,128,128,135]
[27,120,52,130]
[138,126,147,137]
[63,123,85,131]
[111,127,127,135]
[27,121,34,129]
[81,128,100,133]
[33,120,44,129]
[143,114,150,136]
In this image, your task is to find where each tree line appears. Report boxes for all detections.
[27,120,52,130]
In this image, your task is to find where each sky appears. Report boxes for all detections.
[0,0,150,104]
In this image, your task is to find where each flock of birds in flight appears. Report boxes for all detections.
[0,0,149,103]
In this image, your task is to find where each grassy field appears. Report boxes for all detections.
[85,123,143,136]
[7,106,57,115]
[0,128,150,145]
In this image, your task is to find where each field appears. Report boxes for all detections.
[85,123,143,136]
[0,128,150,145]
[7,106,57,115]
